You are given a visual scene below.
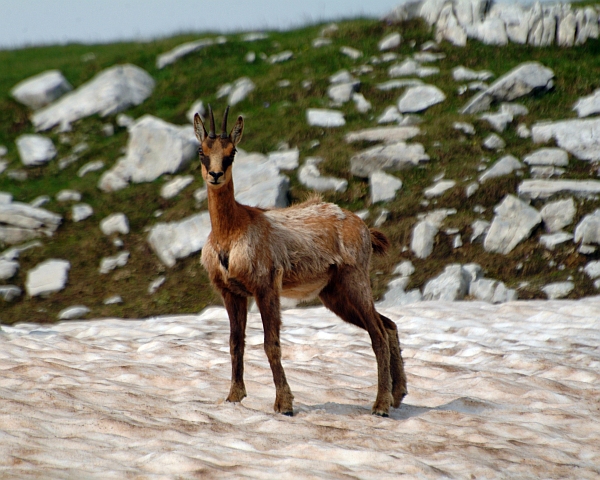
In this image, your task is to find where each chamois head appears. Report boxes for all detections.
[194,105,244,188]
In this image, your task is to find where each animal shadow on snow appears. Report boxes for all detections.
[297,397,498,420]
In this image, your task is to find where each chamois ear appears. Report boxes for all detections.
[230,115,244,146]
[193,113,207,143]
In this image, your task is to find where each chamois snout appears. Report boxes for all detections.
[208,171,224,184]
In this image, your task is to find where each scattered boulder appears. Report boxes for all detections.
[461,62,554,114]
[344,126,420,144]
[423,264,471,301]
[452,66,493,82]
[541,198,576,232]
[98,115,197,191]
[56,190,81,203]
[484,195,542,254]
[378,277,423,307]
[340,46,362,59]
[0,259,18,280]
[518,179,600,200]
[147,211,211,267]
[540,232,573,250]
[268,149,300,170]
[583,260,600,280]
[453,121,475,135]
[298,157,347,193]
[523,148,569,167]
[482,133,506,150]
[531,118,600,161]
[156,38,215,69]
[469,278,517,303]
[58,305,90,320]
[306,109,345,127]
[160,175,194,199]
[25,259,70,296]
[11,70,72,109]
[377,106,403,124]
[233,152,290,208]
[99,251,130,274]
[269,51,293,64]
[392,260,415,277]
[16,135,57,166]
[411,209,455,258]
[100,213,129,236]
[573,88,600,118]
[377,79,424,91]
[350,142,429,178]
[389,59,439,78]
[370,171,402,203]
[574,210,600,247]
[148,276,166,294]
[379,32,402,50]
[186,100,206,123]
[479,155,522,183]
[398,85,446,113]
[78,160,105,177]
[0,285,22,302]
[542,281,574,299]
[0,201,62,245]
[228,77,256,105]
[32,64,155,131]
[72,204,94,222]
[424,180,456,198]
[470,220,490,243]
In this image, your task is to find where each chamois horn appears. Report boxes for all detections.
[208,104,216,139]
[221,106,230,139]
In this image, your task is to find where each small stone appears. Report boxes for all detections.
[25,259,70,296]
[374,209,390,228]
[424,180,455,198]
[56,189,82,202]
[479,155,522,183]
[100,213,129,235]
[245,51,256,63]
[370,171,402,203]
[160,175,194,199]
[104,295,123,305]
[102,124,114,136]
[72,203,93,222]
[340,46,362,59]
[453,122,475,135]
[30,195,50,208]
[306,109,345,127]
[517,124,531,138]
[148,276,166,294]
[540,232,573,250]
[398,85,445,113]
[377,106,402,124]
[392,260,415,277]
[58,305,90,320]
[379,33,401,51]
[482,133,505,150]
[77,160,105,177]
[583,261,600,279]
[99,251,130,274]
[268,149,300,170]
[0,259,19,280]
[541,198,576,232]
[465,182,479,198]
[523,148,569,167]
[16,134,57,166]
[542,282,574,300]
[269,51,293,64]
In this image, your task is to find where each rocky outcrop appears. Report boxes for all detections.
[32,65,155,131]
[531,118,600,162]
[0,201,62,246]
[25,259,70,296]
[350,142,429,177]
[16,135,56,166]
[11,70,72,110]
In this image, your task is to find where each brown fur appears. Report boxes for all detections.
[194,108,407,416]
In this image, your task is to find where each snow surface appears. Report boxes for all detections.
[1,299,599,478]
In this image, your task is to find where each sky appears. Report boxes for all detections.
[0,0,400,50]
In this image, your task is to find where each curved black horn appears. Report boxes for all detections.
[208,104,216,139]
[221,106,230,138]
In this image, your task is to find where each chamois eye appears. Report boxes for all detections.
[222,155,234,169]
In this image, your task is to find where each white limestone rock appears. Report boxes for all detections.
[0,259,18,280]
[16,135,57,166]
[269,51,293,64]
[461,62,554,114]
[573,89,600,118]
[327,82,358,104]
[160,175,194,199]
[558,11,577,47]
[58,305,90,320]
[379,33,402,51]
[11,70,72,110]
[156,38,214,69]
[329,70,355,85]
[0,285,21,302]
[453,122,476,135]
[469,278,517,303]
[350,142,429,178]
[32,64,155,132]
[470,17,509,45]
[148,276,166,294]
[583,260,600,279]
[340,46,362,60]
[56,190,81,203]
[424,180,456,198]
[518,179,600,200]
[377,79,424,91]
[541,198,576,233]
[540,231,573,250]
[480,111,513,132]
[298,157,347,193]
[470,219,490,243]
[98,115,197,191]
[147,211,211,268]
[228,77,255,106]
[574,210,600,246]
[389,59,439,78]
[370,171,402,203]
[377,106,403,124]
[523,148,569,167]
[99,251,130,274]
[482,133,505,150]
[542,281,574,300]
[268,149,300,171]
[345,126,420,144]
[393,260,415,277]
[452,66,494,82]
[78,160,105,177]
[411,219,438,259]
[484,195,542,254]
[72,204,93,222]
[423,264,471,301]
[242,32,268,42]
[436,4,467,46]
[103,295,123,305]
[25,259,70,296]
[186,100,206,123]
[377,277,422,307]
[398,85,446,113]
[532,118,600,162]
[306,109,345,128]
[100,213,129,236]
[352,93,372,113]
[0,201,62,246]
[465,182,479,198]
[233,152,290,208]
[479,155,522,183]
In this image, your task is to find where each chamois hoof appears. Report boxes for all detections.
[226,386,247,403]
[372,410,389,418]
[282,410,294,417]
[392,390,407,409]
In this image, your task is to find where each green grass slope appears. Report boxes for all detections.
[1,17,599,324]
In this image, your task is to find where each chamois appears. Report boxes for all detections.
[195,106,407,416]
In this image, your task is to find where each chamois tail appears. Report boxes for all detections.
[370,229,390,256]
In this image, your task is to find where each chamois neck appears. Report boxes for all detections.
[206,180,245,242]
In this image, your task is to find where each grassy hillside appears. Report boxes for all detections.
[1,16,599,324]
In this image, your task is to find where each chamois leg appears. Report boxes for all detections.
[319,271,393,416]
[222,290,248,403]
[254,287,294,415]
[379,313,408,408]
